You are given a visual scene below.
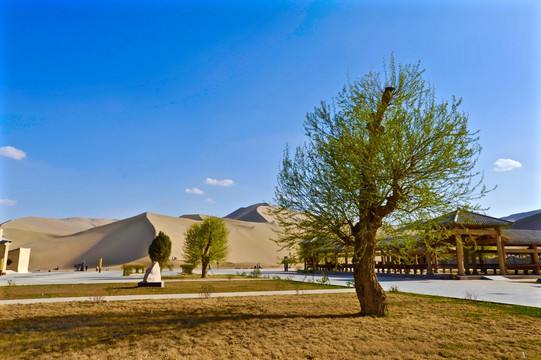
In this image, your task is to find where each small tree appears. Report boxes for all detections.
[183,216,229,278]
[148,231,172,270]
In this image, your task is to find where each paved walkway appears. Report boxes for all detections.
[0,288,355,305]
[1,269,540,308]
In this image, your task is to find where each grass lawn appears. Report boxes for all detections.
[0,276,340,300]
[1,291,540,359]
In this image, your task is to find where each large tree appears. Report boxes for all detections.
[149,231,172,271]
[273,58,487,316]
[183,216,229,278]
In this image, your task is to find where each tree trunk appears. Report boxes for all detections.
[201,259,209,278]
[353,232,387,317]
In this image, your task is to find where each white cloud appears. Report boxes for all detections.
[0,199,17,206]
[205,198,216,204]
[0,146,26,160]
[205,177,234,187]
[494,158,522,172]
[185,187,204,195]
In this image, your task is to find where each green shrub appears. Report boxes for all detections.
[121,264,134,276]
[250,268,262,277]
[121,264,146,276]
[149,231,172,270]
[181,264,195,275]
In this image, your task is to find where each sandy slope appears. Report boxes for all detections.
[511,212,541,230]
[1,217,116,236]
[1,204,290,271]
[224,203,276,223]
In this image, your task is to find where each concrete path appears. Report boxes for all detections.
[0,288,355,305]
[1,269,540,308]
[217,269,541,308]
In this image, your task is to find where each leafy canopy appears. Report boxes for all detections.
[183,216,229,276]
[148,231,172,269]
[273,56,487,250]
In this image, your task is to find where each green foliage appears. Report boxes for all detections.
[180,263,195,275]
[317,272,330,285]
[274,56,486,246]
[121,264,146,276]
[148,231,172,270]
[278,252,300,265]
[250,268,262,277]
[272,55,488,316]
[183,216,229,278]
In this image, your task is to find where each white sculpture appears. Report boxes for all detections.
[138,261,164,287]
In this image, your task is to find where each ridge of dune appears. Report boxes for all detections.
[224,203,276,223]
[178,214,209,221]
[511,212,541,230]
[1,216,116,236]
[502,209,541,222]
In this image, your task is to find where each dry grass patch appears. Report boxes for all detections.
[0,278,338,300]
[1,292,540,359]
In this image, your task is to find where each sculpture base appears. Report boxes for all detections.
[138,281,164,288]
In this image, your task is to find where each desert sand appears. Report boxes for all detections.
[0,204,290,271]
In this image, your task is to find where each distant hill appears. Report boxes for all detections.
[1,204,289,271]
[502,209,541,222]
[511,212,541,230]
[224,203,275,223]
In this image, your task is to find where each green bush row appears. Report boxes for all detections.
[121,264,146,276]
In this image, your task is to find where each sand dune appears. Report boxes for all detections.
[224,202,276,223]
[511,212,541,230]
[1,216,116,236]
[502,209,541,222]
[1,204,290,271]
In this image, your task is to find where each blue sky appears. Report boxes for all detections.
[1,0,540,222]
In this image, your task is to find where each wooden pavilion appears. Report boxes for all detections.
[299,210,541,276]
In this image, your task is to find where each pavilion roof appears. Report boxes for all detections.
[431,210,512,227]
[298,237,344,252]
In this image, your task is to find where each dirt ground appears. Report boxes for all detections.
[1,292,540,359]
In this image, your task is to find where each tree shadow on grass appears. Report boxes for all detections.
[1,310,362,350]
[1,310,363,356]
[2,311,361,334]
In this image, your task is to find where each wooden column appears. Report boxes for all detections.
[455,235,465,276]
[471,250,478,275]
[434,254,439,274]
[479,246,486,274]
[464,248,471,275]
[495,228,507,275]
[532,245,540,275]
[425,251,433,275]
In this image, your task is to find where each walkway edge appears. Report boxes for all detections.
[0,288,356,305]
